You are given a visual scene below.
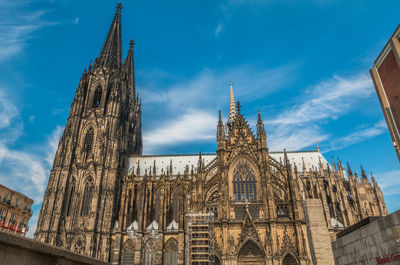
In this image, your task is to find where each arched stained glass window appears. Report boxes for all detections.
[92,86,102,108]
[65,178,76,216]
[84,127,94,154]
[164,239,178,265]
[80,177,94,216]
[233,160,257,201]
[144,238,156,265]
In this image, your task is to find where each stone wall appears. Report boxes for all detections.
[303,199,335,265]
[332,210,400,265]
[0,231,109,265]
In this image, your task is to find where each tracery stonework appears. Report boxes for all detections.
[35,4,388,265]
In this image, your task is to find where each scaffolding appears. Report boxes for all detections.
[185,213,215,265]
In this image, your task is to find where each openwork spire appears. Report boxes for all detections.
[227,79,237,130]
[97,3,123,69]
[125,39,136,99]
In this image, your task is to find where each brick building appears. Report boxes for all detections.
[0,184,33,236]
[371,24,400,162]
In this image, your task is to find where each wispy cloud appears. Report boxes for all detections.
[215,23,224,38]
[0,86,62,237]
[216,0,340,38]
[267,74,373,126]
[376,170,400,197]
[0,8,55,61]
[143,110,217,154]
[140,64,297,153]
[374,169,400,212]
[324,120,387,152]
[0,90,19,129]
[265,73,380,151]
[141,64,297,110]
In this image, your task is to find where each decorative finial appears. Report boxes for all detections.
[316,141,320,152]
[129,39,135,47]
[116,2,122,10]
[237,101,241,113]
[229,77,232,85]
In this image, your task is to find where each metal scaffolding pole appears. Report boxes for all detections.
[185,213,215,265]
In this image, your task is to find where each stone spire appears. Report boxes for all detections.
[97,3,123,69]
[217,110,226,150]
[125,40,136,101]
[227,79,237,131]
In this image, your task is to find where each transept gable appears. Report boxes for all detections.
[226,104,257,148]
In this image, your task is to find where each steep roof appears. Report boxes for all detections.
[127,150,330,177]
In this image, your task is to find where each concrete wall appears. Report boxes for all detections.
[0,231,109,265]
[332,210,400,265]
[303,199,335,265]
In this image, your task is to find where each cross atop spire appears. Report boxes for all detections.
[97,3,123,69]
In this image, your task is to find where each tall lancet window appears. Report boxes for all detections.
[80,177,94,216]
[84,127,94,154]
[233,160,257,201]
[65,178,76,216]
[92,86,102,108]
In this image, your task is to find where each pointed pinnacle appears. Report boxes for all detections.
[237,101,241,113]
[347,162,353,176]
[361,165,367,179]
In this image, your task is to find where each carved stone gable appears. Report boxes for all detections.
[239,208,262,246]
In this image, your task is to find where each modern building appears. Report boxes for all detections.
[332,211,400,265]
[370,24,400,162]
[34,3,388,265]
[0,184,33,236]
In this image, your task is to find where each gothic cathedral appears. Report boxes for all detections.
[35,4,388,265]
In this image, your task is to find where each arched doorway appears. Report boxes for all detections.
[237,240,266,265]
[282,254,298,265]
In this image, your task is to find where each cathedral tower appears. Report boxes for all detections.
[34,4,142,262]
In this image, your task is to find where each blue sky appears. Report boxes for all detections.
[0,0,400,237]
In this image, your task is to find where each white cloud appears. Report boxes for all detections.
[0,90,19,129]
[140,64,297,153]
[29,115,35,123]
[215,23,224,37]
[0,86,63,238]
[0,5,57,61]
[376,170,400,196]
[265,73,379,151]
[267,74,373,126]
[141,64,297,111]
[324,120,387,152]
[144,110,217,154]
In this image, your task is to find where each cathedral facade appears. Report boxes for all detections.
[34,4,388,265]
